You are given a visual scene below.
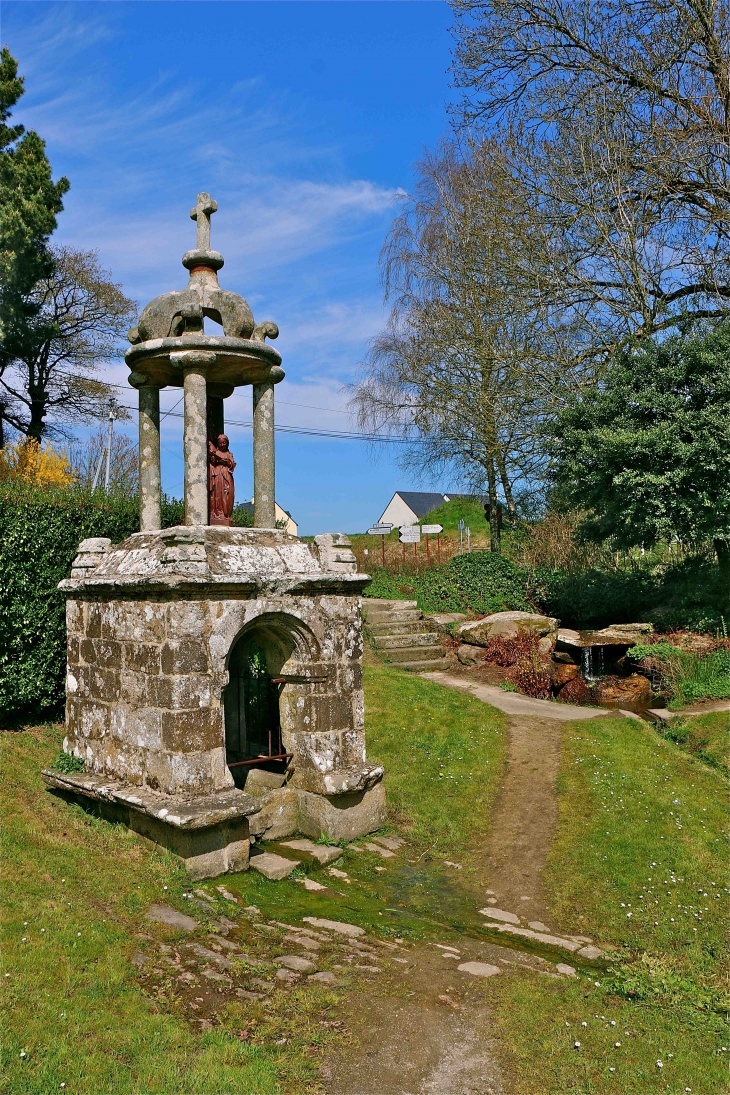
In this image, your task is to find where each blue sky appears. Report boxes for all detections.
[3,0,456,533]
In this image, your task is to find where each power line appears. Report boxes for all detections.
[110,398,422,444]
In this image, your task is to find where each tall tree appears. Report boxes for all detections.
[0,246,135,440]
[451,0,730,355]
[350,137,576,550]
[549,323,730,587]
[0,47,69,443]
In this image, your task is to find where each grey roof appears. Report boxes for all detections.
[395,492,449,518]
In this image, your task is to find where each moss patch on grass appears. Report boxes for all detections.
[487,714,729,1094]
[362,664,508,861]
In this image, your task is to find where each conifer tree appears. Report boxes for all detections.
[0,47,69,444]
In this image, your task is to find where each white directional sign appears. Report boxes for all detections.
[367,524,393,535]
[399,525,421,543]
[421,524,443,535]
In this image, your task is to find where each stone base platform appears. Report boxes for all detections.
[42,770,260,880]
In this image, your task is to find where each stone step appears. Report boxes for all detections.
[384,644,446,663]
[363,608,424,626]
[374,632,442,650]
[368,620,436,637]
[363,599,418,612]
[396,656,452,672]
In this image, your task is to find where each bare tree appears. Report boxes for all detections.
[451,0,730,347]
[0,245,135,441]
[68,425,139,495]
[350,137,577,551]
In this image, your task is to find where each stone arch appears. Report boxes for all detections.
[222,612,320,778]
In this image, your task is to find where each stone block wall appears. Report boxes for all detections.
[64,590,366,798]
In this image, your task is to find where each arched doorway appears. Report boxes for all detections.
[224,632,284,767]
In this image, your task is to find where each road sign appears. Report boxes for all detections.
[399,526,421,543]
[421,524,443,535]
[367,524,393,535]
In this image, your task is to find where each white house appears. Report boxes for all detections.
[376,491,452,529]
[237,500,298,535]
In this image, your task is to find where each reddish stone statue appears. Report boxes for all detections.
[208,434,236,526]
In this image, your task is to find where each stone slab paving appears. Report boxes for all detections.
[278,838,343,865]
[249,851,301,880]
[457,961,502,978]
[302,916,365,938]
[363,842,396,858]
[145,904,197,931]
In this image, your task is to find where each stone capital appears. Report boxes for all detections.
[171,350,218,372]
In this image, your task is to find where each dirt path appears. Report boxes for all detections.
[478,714,562,924]
[322,708,571,1095]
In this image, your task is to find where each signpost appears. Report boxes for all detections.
[399,524,421,561]
[421,523,443,564]
[458,518,465,554]
[367,523,393,566]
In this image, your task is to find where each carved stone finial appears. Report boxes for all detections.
[190,192,218,251]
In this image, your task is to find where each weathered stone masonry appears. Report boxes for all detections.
[43,195,384,878]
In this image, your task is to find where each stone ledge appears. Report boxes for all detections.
[41,769,260,829]
[58,573,370,597]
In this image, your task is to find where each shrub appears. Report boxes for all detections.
[364,551,531,615]
[627,641,730,708]
[482,633,537,667]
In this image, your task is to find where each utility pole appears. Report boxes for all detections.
[104,400,115,493]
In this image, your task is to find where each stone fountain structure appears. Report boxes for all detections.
[43,194,385,879]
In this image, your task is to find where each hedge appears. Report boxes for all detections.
[0,485,183,724]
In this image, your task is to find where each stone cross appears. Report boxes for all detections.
[190,192,218,251]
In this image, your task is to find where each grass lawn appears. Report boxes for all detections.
[362,663,508,859]
[660,711,729,776]
[486,714,729,1094]
[0,665,507,1094]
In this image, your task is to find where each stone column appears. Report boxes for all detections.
[138,385,161,531]
[253,382,275,528]
[172,352,214,527]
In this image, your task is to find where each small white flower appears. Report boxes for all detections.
[615,1041,621,1047]
[19,1051,27,1059]
[77,932,81,937]
[581,1021,587,1027]
[574,1041,581,1049]
[656,1060,663,1068]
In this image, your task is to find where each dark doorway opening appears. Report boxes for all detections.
[224,634,284,770]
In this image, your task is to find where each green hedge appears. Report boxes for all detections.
[0,484,182,724]
[364,551,531,615]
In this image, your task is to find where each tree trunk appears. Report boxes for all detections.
[487,456,501,553]
[713,539,730,604]
[27,390,47,441]
[496,448,516,522]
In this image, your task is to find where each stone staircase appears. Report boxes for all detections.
[362,598,450,672]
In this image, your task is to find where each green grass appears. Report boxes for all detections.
[0,668,507,1094]
[659,711,729,776]
[0,724,343,1095]
[487,714,729,1093]
[362,664,508,858]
